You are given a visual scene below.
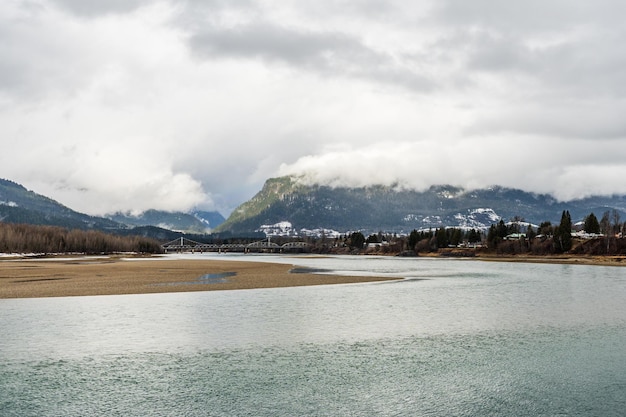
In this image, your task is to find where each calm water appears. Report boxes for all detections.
[1,254,625,416]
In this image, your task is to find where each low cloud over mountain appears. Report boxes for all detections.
[2,1,626,215]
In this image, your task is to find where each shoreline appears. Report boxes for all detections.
[411,250,626,267]
[1,251,624,299]
[476,254,626,267]
[0,256,398,299]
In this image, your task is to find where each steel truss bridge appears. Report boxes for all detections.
[161,237,310,253]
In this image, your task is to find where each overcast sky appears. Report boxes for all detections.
[2,0,626,216]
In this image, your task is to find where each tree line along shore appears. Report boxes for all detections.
[1,209,625,258]
[0,223,162,255]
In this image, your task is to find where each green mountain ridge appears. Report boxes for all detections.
[217,176,304,232]
[215,176,626,235]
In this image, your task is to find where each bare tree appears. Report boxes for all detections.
[611,209,621,236]
[600,211,611,253]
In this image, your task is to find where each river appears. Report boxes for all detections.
[1,254,625,416]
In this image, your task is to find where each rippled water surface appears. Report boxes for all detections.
[1,255,625,416]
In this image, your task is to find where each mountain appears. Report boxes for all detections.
[0,178,226,236]
[108,209,225,234]
[5,175,625,239]
[192,210,226,230]
[215,176,626,236]
[0,178,122,230]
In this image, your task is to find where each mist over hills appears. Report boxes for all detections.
[215,176,626,236]
[107,210,225,234]
[0,178,121,230]
[3,176,626,239]
[0,179,223,235]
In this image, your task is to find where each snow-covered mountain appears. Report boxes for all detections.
[216,176,626,236]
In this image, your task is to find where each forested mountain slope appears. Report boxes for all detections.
[216,176,626,234]
[0,179,121,230]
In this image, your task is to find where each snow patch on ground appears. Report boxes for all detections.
[257,221,297,236]
[257,221,342,238]
[453,208,501,229]
[300,228,342,238]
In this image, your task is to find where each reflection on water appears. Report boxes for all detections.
[197,271,236,281]
[153,271,237,287]
[288,267,331,274]
[1,255,625,416]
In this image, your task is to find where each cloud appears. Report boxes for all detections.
[465,99,626,140]
[279,137,626,201]
[1,0,626,218]
[50,0,147,17]
[187,19,435,93]
[190,22,361,65]
[0,5,88,99]
[434,0,626,99]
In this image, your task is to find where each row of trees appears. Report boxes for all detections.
[486,210,626,255]
[588,210,624,237]
[336,209,625,256]
[0,223,163,254]
[340,228,483,254]
[406,228,482,252]
[485,211,574,253]
[6,210,611,256]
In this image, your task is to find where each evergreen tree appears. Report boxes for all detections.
[408,229,420,250]
[436,227,448,248]
[366,234,380,245]
[348,232,365,249]
[507,221,521,235]
[538,221,553,236]
[583,212,600,234]
[487,224,498,247]
[467,229,481,243]
[496,220,508,239]
[555,210,572,252]
[449,228,462,246]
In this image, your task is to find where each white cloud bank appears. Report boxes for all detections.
[1,0,626,215]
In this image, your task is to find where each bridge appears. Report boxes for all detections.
[161,237,310,253]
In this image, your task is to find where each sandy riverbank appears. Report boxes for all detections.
[416,249,626,267]
[0,257,397,299]
[475,254,626,267]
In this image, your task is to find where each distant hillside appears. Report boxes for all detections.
[215,176,626,235]
[0,178,122,230]
[108,209,225,234]
[192,210,226,230]
[0,178,226,238]
[5,176,625,240]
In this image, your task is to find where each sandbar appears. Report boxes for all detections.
[0,257,397,299]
